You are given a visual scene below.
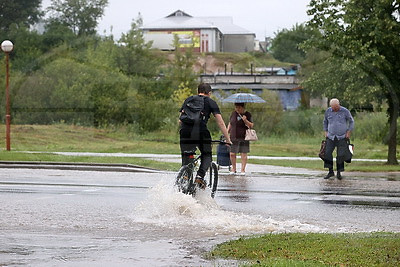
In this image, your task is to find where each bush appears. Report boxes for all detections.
[129,96,178,133]
[273,108,324,137]
[352,112,389,144]
[11,58,133,126]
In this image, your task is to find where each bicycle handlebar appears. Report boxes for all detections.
[211,140,231,145]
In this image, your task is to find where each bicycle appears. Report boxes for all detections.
[175,140,228,198]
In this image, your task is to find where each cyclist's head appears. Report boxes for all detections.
[198,83,212,95]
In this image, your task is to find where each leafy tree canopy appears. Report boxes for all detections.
[116,16,162,78]
[0,0,43,35]
[48,0,108,36]
[270,23,318,64]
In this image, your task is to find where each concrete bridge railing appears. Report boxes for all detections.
[200,74,298,85]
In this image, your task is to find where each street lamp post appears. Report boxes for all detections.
[1,40,14,151]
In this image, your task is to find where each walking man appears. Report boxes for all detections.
[323,98,354,179]
[179,83,232,189]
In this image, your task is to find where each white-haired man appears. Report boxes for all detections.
[323,98,354,179]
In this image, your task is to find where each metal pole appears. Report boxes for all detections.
[5,52,10,151]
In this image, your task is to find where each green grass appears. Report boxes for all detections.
[0,124,397,172]
[209,232,400,266]
[249,159,400,172]
[0,124,179,153]
[0,151,180,171]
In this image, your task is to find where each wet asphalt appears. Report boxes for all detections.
[0,161,399,266]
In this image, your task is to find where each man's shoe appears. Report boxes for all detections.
[337,172,342,180]
[324,172,335,179]
[194,176,206,189]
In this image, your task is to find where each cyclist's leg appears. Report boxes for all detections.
[209,162,219,198]
[197,130,212,179]
[180,127,197,165]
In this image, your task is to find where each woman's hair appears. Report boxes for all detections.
[234,102,245,107]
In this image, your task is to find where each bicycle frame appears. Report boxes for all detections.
[175,140,227,198]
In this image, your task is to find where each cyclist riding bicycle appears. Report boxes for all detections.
[179,83,232,189]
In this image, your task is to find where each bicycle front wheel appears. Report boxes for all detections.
[208,162,219,198]
[176,165,195,195]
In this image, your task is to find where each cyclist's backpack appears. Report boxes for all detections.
[180,95,205,125]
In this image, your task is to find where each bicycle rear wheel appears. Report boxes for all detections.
[208,162,218,198]
[176,165,195,195]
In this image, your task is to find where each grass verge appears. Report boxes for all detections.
[0,124,398,172]
[209,232,400,266]
[0,152,180,171]
[249,159,400,172]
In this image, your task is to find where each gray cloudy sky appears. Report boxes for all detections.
[42,0,311,39]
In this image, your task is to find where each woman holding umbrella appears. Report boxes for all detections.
[224,93,265,175]
[227,102,253,175]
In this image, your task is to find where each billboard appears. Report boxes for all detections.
[147,30,200,48]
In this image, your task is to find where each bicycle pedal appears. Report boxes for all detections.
[194,177,206,189]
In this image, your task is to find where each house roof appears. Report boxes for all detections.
[141,10,254,35]
[199,16,253,35]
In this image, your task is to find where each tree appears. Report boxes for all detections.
[42,19,76,49]
[0,0,42,35]
[166,35,198,96]
[48,0,108,36]
[3,25,45,73]
[304,0,399,164]
[270,24,317,63]
[116,16,161,78]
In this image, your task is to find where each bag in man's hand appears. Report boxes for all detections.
[319,139,326,160]
[179,95,205,125]
[245,128,258,141]
[344,139,354,163]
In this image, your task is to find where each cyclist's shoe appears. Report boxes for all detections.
[194,176,207,189]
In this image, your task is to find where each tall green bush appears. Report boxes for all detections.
[352,112,389,144]
[274,108,324,137]
[11,58,132,126]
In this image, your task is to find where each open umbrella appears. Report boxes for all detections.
[222,93,266,103]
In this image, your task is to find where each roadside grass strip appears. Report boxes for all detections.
[209,232,400,266]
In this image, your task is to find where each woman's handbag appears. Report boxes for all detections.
[245,128,258,141]
[238,113,258,141]
[319,139,326,160]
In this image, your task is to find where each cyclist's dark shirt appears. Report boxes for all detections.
[180,95,221,130]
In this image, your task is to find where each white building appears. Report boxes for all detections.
[141,10,255,53]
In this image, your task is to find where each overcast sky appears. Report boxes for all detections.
[42,0,311,40]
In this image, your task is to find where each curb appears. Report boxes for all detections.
[0,161,163,173]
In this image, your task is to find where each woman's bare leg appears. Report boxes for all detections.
[230,152,237,173]
[241,153,248,172]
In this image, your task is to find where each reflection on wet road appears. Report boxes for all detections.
[0,168,399,266]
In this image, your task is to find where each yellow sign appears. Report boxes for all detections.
[171,31,200,48]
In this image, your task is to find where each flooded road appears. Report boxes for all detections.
[1,167,399,266]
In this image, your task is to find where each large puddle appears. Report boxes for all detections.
[1,168,399,265]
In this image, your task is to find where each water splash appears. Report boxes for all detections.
[132,180,322,236]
